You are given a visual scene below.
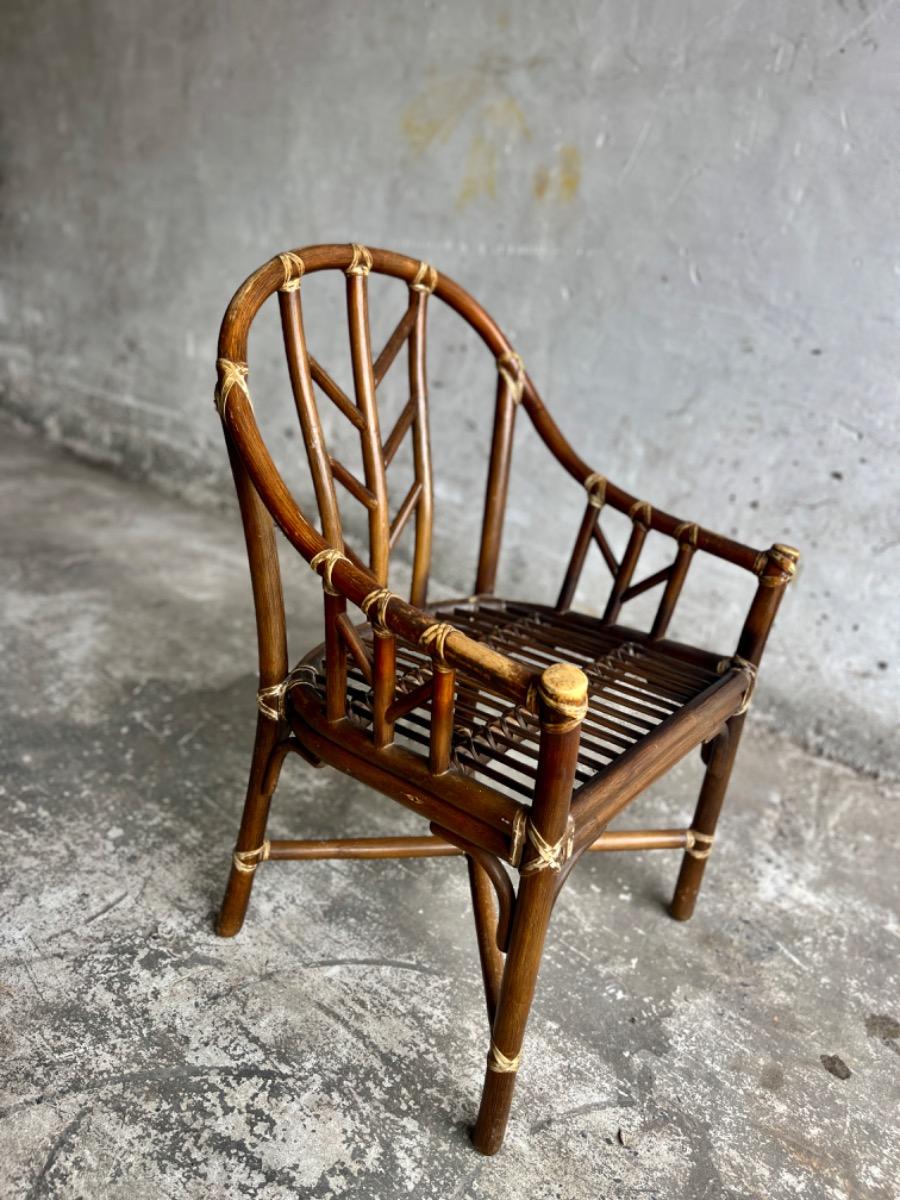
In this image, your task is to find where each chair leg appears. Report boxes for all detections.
[670,717,743,922]
[216,713,284,937]
[467,855,504,1025]
[471,867,559,1155]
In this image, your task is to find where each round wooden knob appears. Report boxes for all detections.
[538,663,589,722]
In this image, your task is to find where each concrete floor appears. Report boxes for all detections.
[1,426,898,1200]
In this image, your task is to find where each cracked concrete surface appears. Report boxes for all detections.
[1,428,898,1199]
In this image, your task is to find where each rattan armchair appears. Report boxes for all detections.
[212,243,798,1155]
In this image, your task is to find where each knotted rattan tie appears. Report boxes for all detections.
[256,665,309,721]
[685,830,715,861]
[628,499,652,527]
[674,521,699,546]
[757,544,800,587]
[584,472,607,509]
[520,818,574,875]
[215,358,250,416]
[257,679,288,722]
[487,1041,521,1074]
[419,621,456,664]
[497,351,525,404]
[719,654,758,716]
[310,548,349,596]
[361,587,396,632]
[346,243,373,276]
[233,840,270,874]
[279,252,305,292]
[410,261,438,294]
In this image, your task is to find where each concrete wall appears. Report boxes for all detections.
[1,0,897,775]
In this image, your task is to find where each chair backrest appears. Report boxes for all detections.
[215,243,789,692]
[216,242,529,610]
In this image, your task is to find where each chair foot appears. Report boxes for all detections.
[669,863,702,922]
[471,1071,518,1155]
[216,868,256,937]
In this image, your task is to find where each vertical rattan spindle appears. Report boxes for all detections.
[324,590,348,723]
[602,503,651,624]
[372,629,396,749]
[430,664,455,774]
[556,502,598,613]
[475,355,521,595]
[408,287,433,608]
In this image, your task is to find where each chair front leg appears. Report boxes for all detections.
[472,662,587,1155]
[217,711,285,937]
[471,858,566,1155]
[670,716,744,922]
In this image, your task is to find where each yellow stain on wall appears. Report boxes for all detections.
[402,76,483,156]
[533,145,581,203]
[401,68,534,209]
[457,135,498,208]
[484,97,531,140]
[456,98,530,208]
[558,145,581,201]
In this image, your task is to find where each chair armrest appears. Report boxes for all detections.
[341,575,539,710]
[219,388,539,708]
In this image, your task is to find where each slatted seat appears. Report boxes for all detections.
[210,243,798,1156]
[291,598,732,808]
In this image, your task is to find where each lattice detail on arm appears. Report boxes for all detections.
[279,252,305,292]
[215,359,251,416]
[310,548,350,595]
[497,351,525,404]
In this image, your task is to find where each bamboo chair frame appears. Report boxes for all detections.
[212,242,799,1155]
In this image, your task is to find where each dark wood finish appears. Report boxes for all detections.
[212,243,798,1154]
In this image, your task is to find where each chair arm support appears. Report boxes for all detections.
[520,382,781,577]
[577,466,770,575]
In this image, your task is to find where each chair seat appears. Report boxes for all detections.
[290,597,733,812]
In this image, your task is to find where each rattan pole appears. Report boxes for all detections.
[472,664,586,1155]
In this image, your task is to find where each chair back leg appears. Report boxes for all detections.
[670,716,743,922]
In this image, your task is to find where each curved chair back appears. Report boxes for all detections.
[216,242,532,610]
